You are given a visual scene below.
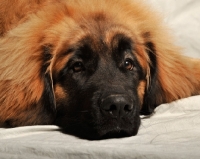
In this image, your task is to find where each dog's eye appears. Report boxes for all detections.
[124,59,134,71]
[72,62,84,72]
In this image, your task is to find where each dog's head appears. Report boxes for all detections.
[1,0,169,139]
[53,30,145,139]
[39,1,160,139]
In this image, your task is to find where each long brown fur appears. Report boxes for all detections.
[0,0,200,127]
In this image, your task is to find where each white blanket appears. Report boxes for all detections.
[1,96,200,159]
[0,0,200,158]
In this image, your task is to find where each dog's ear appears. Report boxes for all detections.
[140,37,200,116]
[39,46,56,115]
[140,41,159,115]
[0,35,56,126]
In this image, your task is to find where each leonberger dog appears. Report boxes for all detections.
[0,0,200,140]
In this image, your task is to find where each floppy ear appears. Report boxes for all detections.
[140,41,159,115]
[0,35,56,126]
[141,39,200,115]
[39,46,56,116]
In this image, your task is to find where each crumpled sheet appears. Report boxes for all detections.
[0,0,200,158]
[0,96,200,159]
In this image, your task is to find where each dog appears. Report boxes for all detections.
[0,0,200,140]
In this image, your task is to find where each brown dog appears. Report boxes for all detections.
[0,0,200,139]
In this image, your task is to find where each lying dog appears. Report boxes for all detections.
[0,0,200,139]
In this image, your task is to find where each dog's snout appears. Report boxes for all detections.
[100,95,133,118]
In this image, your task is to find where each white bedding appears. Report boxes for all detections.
[1,96,200,159]
[0,0,200,158]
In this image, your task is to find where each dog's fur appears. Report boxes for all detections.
[0,0,200,139]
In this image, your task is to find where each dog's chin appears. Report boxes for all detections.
[97,128,139,140]
[58,118,141,140]
[60,125,139,140]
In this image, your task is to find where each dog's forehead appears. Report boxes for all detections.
[67,20,134,56]
[81,12,134,44]
[64,32,134,66]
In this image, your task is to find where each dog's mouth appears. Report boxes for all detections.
[60,126,138,140]
[94,119,140,140]
[57,113,141,140]
[101,131,133,140]
[97,126,137,140]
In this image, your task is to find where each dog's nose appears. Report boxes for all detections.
[100,95,133,118]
